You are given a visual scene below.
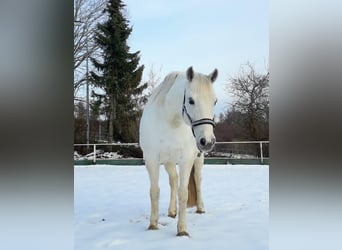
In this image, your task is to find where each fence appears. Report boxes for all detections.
[74,141,269,165]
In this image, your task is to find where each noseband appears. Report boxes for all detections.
[182,91,215,137]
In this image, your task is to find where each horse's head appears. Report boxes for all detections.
[183,66,218,152]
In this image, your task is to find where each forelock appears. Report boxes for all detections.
[188,73,215,99]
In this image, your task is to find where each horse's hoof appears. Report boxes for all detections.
[147,225,158,230]
[196,209,205,214]
[168,213,176,218]
[176,231,190,237]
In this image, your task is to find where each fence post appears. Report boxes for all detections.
[93,144,96,164]
[259,142,263,164]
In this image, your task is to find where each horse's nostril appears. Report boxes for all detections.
[200,138,206,146]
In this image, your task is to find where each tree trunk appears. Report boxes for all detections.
[108,94,116,143]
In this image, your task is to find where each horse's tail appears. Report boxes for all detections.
[187,165,197,208]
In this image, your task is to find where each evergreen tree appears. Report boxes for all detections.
[90,0,146,143]
[74,101,87,144]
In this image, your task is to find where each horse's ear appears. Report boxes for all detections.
[186,66,194,82]
[208,68,218,83]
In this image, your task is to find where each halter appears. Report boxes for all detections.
[182,90,215,137]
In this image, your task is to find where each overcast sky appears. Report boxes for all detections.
[124,0,268,115]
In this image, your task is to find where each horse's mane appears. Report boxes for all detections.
[150,72,181,106]
[149,71,213,106]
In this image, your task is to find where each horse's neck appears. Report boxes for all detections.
[164,78,186,120]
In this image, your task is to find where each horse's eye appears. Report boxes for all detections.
[188,98,195,105]
[214,99,217,105]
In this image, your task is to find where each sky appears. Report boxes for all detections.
[124,0,269,115]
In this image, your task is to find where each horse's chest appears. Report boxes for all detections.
[159,147,182,163]
[158,136,196,163]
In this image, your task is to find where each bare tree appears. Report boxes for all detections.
[226,62,269,140]
[135,64,163,108]
[74,0,106,98]
[146,64,163,96]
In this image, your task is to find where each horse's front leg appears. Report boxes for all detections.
[194,154,205,213]
[146,160,160,230]
[164,162,178,218]
[177,161,193,236]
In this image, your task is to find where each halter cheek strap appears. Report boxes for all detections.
[182,91,215,137]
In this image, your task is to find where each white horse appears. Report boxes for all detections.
[139,66,218,236]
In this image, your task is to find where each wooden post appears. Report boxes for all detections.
[93,144,96,164]
[260,142,263,163]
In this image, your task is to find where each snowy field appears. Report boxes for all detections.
[74,164,269,250]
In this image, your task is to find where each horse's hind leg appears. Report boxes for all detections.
[164,162,178,218]
[146,160,160,230]
[194,154,205,213]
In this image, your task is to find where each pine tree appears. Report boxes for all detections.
[90,0,146,143]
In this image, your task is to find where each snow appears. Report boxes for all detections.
[74,164,269,250]
[74,150,123,160]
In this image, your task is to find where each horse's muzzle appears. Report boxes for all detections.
[197,137,216,152]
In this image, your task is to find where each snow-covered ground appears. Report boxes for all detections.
[73,150,257,160]
[74,164,269,250]
[74,150,123,160]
